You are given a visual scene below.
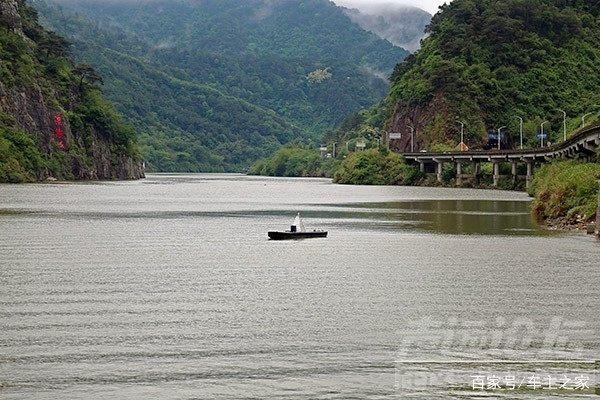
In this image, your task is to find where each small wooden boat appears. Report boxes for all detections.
[268,213,327,240]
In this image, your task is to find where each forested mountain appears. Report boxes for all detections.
[33,0,409,172]
[0,0,143,182]
[343,4,431,52]
[386,0,600,152]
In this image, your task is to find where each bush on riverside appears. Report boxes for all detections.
[529,161,600,223]
[248,145,338,177]
[333,148,422,185]
[0,128,44,183]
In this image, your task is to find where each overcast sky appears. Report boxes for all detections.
[332,0,449,15]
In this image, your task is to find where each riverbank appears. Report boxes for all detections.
[0,127,144,183]
[252,148,599,234]
[248,145,339,178]
[527,160,600,232]
[250,146,424,185]
[408,159,600,234]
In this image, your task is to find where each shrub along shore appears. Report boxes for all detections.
[250,146,600,231]
[528,160,600,230]
[249,146,423,185]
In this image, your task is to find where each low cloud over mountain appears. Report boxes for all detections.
[336,1,432,52]
[333,0,446,15]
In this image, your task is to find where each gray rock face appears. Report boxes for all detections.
[0,80,144,180]
[0,82,55,150]
[0,0,23,32]
[1,0,144,182]
[0,82,144,180]
[388,92,450,153]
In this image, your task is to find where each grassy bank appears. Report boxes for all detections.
[528,160,600,227]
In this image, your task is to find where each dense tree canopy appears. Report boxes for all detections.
[34,0,409,171]
[1,0,139,182]
[386,0,600,149]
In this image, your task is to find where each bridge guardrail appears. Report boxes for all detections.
[400,123,600,158]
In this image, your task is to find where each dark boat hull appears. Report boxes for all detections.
[268,231,328,240]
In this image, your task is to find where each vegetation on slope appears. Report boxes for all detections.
[333,148,421,186]
[0,0,140,182]
[0,128,44,183]
[248,145,338,178]
[386,0,600,150]
[34,0,409,172]
[529,159,600,224]
[47,0,405,72]
[81,45,300,172]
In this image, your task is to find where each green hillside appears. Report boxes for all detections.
[386,0,600,150]
[34,0,409,172]
[47,0,404,71]
[0,0,142,182]
[72,43,302,172]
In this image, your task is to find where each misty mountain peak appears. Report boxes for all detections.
[342,4,431,52]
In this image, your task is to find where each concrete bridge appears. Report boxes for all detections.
[400,124,600,188]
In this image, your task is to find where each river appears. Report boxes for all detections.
[0,174,598,399]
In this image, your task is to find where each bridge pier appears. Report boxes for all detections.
[474,163,481,183]
[511,162,518,184]
[456,162,463,186]
[402,126,598,190]
[436,160,443,183]
[526,162,533,190]
[493,162,500,187]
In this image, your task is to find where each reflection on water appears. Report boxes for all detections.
[312,200,543,236]
[0,174,597,400]
[0,200,538,236]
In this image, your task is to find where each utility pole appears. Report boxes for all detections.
[581,105,600,128]
[457,120,466,149]
[332,142,336,158]
[558,109,567,141]
[582,113,592,128]
[540,121,549,147]
[514,116,524,149]
[497,126,506,150]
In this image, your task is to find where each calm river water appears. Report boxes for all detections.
[0,174,598,399]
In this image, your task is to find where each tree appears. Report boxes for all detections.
[38,32,70,61]
[72,63,103,94]
[307,68,332,84]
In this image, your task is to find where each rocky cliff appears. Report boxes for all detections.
[1,0,22,32]
[0,0,144,182]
